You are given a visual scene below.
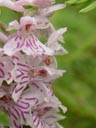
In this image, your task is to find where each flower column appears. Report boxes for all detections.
[0,0,67,128]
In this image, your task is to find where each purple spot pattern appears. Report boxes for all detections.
[0,68,5,78]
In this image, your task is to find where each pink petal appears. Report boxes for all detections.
[23,35,54,56]
[7,20,20,31]
[16,0,54,8]
[40,4,66,16]
[0,0,24,12]
[12,83,27,102]
[0,32,8,43]
[4,37,23,56]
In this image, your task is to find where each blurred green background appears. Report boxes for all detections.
[52,0,96,128]
[0,0,96,128]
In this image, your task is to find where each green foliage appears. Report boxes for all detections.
[80,1,96,13]
[65,0,96,12]
[65,0,88,4]
[0,7,21,24]
[0,111,9,126]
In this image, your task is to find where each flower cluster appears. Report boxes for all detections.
[0,0,67,128]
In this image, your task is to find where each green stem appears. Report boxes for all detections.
[0,21,8,35]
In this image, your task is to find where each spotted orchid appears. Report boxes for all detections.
[0,52,14,85]
[0,83,46,128]
[11,52,65,102]
[16,0,65,17]
[30,102,66,128]
[0,0,67,128]
[39,4,66,17]
[0,0,24,12]
[47,27,68,55]
[4,16,54,56]
[16,0,55,8]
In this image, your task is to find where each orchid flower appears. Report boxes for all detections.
[0,0,24,12]
[4,16,54,56]
[0,0,67,127]
[0,84,46,128]
[41,81,67,113]
[0,53,14,85]
[30,102,66,128]
[47,27,68,54]
[16,0,65,17]
[11,53,65,102]
[16,0,55,8]
[40,4,66,17]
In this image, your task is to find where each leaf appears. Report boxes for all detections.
[0,111,9,126]
[80,1,96,13]
[76,0,89,4]
[65,0,88,4]
[65,0,78,4]
[0,7,22,24]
